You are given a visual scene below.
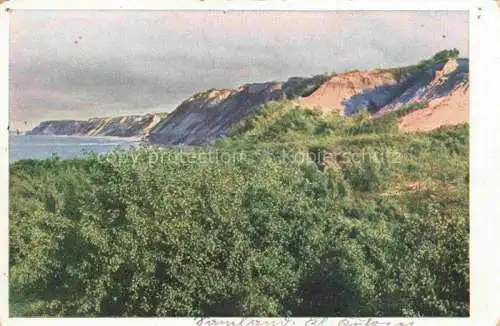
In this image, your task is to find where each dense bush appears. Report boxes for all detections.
[230,100,430,143]
[9,100,469,317]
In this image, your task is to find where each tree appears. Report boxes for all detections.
[432,48,460,62]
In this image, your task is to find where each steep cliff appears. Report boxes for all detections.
[147,75,328,145]
[299,58,468,117]
[147,57,469,146]
[27,113,162,138]
[374,58,469,116]
[299,70,399,114]
[27,55,469,145]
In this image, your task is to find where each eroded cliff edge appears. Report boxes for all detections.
[27,55,468,144]
[147,57,468,145]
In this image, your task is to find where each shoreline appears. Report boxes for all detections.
[13,134,145,142]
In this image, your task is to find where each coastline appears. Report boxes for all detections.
[13,134,144,142]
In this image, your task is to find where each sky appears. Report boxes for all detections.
[9,10,469,130]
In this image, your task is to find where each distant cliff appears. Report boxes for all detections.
[26,113,162,138]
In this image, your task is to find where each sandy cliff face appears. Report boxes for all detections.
[394,59,469,132]
[299,70,399,114]
[375,58,469,115]
[27,113,162,138]
[147,58,468,146]
[299,58,468,119]
[147,76,327,146]
[28,58,468,144]
[147,83,282,145]
[399,85,469,132]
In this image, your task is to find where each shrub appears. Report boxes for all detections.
[9,100,469,317]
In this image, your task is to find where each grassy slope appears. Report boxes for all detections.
[9,100,469,317]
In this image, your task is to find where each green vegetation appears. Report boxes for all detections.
[382,48,460,81]
[284,73,334,100]
[156,112,169,119]
[9,100,468,317]
[229,101,428,143]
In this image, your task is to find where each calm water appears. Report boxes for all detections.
[9,135,140,163]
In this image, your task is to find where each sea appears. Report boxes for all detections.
[8,135,141,164]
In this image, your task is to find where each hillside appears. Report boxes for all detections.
[147,55,468,146]
[146,75,328,145]
[10,100,469,317]
[26,113,163,138]
[26,51,468,146]
[10,49,470,317]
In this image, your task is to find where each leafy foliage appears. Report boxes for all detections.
[10,98,469,317]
